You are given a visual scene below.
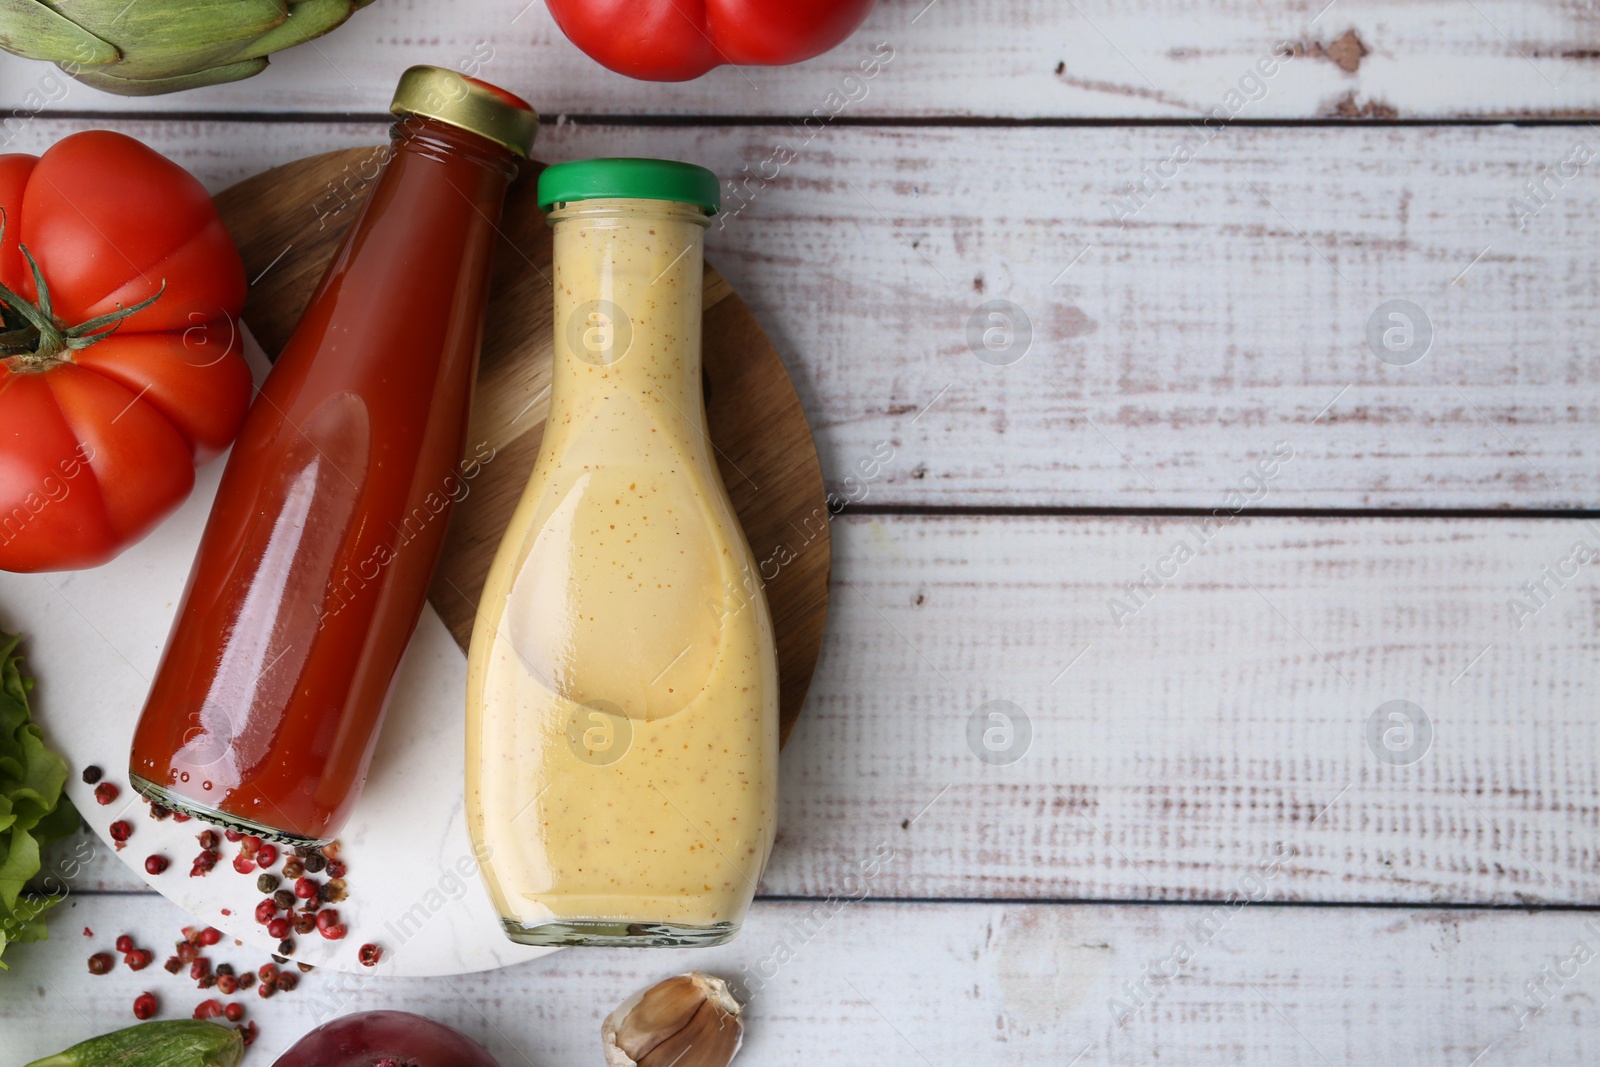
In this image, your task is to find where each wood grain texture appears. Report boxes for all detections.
[3,20,1597,1053]
[5,0,1597,119]
[7,892,1599,1065]
[15,117,1595,510]
[211,147,830,746]
[763,515,1600,905]
[44,515,1600,905]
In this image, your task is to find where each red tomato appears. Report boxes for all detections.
[545,0,879,81]
[0,131,250,573]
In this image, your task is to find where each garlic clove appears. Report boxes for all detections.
[635,997,743,1067]
[608,974,704,1062]
[603,972,744,1067]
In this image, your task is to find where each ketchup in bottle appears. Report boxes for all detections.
[128,67,537,845]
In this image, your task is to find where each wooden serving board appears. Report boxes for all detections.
[213,148,828,746]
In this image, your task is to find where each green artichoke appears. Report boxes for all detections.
[0,0,375,96]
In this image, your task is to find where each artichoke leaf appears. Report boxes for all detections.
[239,0,356,59]
[0,0,118,66]
[68,54,268,93]
[53,0,286,79]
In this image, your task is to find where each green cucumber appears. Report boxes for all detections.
[23,1021,242,1067]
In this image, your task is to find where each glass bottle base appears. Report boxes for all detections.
[500,917,740,948]
[129,773,332,848]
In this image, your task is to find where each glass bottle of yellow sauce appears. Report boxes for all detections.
[466,159,778,947]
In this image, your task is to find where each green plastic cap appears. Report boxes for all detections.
[537,158,720,215]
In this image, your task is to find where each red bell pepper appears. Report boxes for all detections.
[546,0,879,81]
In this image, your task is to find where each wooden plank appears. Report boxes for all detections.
[6,892,1599,1064]
[36,516,1600,904]
[7,117,1597,510]
[770,515,1600,905]
[2,0,1596,119]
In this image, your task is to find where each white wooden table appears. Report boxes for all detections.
[4,1,1600,1063]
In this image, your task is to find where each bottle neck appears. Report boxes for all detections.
[309,114,519,263]
[388,114,522,179]
[548,200,709,416]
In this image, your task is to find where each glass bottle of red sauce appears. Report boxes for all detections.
[128,66,537,846]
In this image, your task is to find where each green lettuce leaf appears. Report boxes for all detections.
[0,630,79,970]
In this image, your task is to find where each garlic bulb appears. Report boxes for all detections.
[603,972,744,1067]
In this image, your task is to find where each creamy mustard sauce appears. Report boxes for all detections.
[466,199,778,936]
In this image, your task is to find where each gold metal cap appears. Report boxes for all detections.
[389,65,538,158]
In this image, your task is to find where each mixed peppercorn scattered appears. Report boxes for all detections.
[87,923,289,1043]
[76,772,386,1046]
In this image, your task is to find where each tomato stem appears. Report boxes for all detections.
[0,212,165,368]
